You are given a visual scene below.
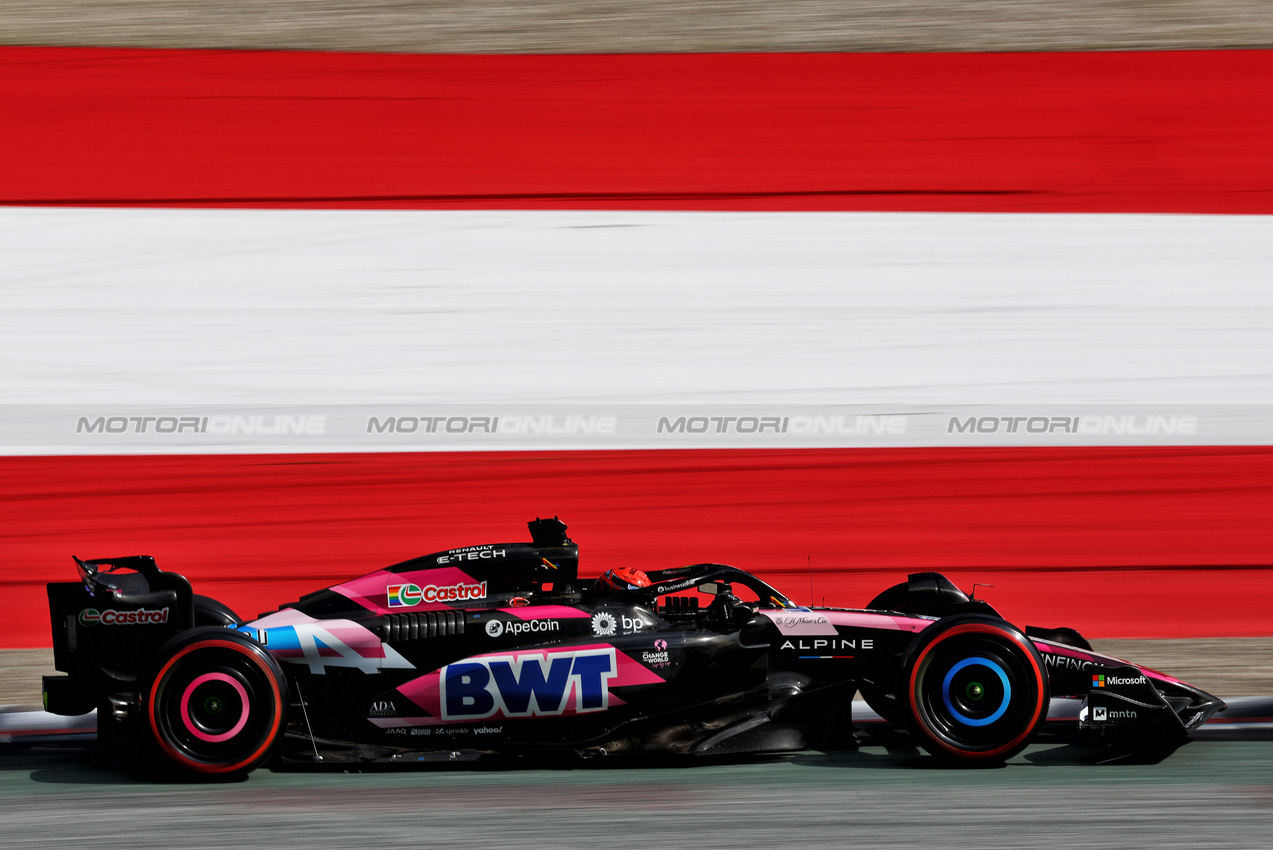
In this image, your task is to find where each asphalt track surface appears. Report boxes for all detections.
[3,739,1273,849]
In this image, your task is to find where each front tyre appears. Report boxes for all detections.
[142,627,287,776]
[902,615,1048,765]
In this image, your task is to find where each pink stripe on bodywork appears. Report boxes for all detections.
[247,608,320,629]
[1032,639,1186,685]
[500,605,591,620]
[399,670,443,716]
[332,567,482,614]
[244,608,402,665]
[762,609,930,635]
[397,643,663,718]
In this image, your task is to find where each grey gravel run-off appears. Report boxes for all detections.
[1,1,1272,52]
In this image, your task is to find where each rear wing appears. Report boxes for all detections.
[44,556,195,715]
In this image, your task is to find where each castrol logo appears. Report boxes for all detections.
[78,607,170,627]
[386,581,487,608]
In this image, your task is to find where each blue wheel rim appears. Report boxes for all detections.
[941,656,1011,727]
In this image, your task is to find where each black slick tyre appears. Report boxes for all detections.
[142,627,287,776]
[193,595,242,628]
[902,615,1049,765]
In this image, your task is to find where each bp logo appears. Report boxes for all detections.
[485,619,504,638]
[591,612,617,637]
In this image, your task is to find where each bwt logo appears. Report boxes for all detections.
[440,647,617,720]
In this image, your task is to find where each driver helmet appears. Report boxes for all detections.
[594,566,652,592]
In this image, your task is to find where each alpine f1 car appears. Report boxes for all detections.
[42,518,1225,776]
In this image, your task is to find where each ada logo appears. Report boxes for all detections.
[369,700,397,718]
[441,647,617,720]
[78,607,169,627]
[591,612,617,636]
[387,580,487,608]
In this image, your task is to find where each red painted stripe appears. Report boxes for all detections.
[3,447,1272,647]
[2,48,1271,212]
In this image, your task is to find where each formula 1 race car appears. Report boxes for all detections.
[42,518,1225,776]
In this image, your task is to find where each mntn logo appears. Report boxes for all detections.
[441,647,617,720]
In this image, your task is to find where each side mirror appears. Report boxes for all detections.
[699,582,719,595]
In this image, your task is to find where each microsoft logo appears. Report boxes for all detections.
[1092,674,1106,688]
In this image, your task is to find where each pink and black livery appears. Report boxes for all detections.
[42,518,1225,777]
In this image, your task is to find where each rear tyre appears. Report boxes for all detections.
[902,615,1048,765]
[142,627,287,776]
[193,595,242,627]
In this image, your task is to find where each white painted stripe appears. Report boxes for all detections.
[3,208,1271,417]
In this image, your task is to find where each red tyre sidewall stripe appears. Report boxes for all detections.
[908,623,1047,760]
[147,638,283,774]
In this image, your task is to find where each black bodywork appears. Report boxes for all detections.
[43,518,1226,774]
